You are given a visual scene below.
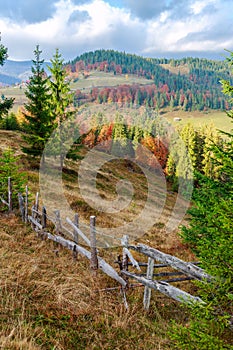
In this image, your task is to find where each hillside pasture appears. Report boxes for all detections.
[70,71,154,92]
[0,129,197,349]
[162,109,232,133]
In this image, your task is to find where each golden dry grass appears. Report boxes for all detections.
[0,129,198,349]
[0,212,190,349]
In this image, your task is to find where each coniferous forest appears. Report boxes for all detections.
[67,49,233,111]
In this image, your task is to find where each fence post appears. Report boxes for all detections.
[25,185,28,223]
[122,235,129,285]
[54,210,62,235]
[18,193,25,221]
[35,192,39,221]
[90,215,98,271]
[143,257,154,311]
[31,204,36,230]
[8,177,13,213]
[41,206,47,229]
[73,213,79,243]
[73,213,79,261]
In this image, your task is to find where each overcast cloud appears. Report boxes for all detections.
[0,0,232,61]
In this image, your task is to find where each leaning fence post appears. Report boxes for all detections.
[25,185,28,223]
[72,213,79,261]
[54,210,62,235]
[31,204,36,230]
[41,206,47,229]
[18,193,25,221]
[35,192,39,221]
[8,177,13,213]
[122,235,129,284]
[143,257,154,311]
[90,215,98,271]
[73,213,79,243]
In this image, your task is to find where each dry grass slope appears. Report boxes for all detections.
[0,130,198,349]
[0,213,190,350]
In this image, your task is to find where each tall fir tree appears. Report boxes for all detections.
[47,49,77,169]
[22,45,55,162]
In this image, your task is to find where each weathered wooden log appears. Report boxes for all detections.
[1,197,9,206]
[123,247,141,271]
[28,215,43,230]
[121,271,204,304]
[129,244,212,282]
[66,217,91,246]
[143,257,154,310]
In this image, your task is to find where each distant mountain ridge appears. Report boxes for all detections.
[0,60,51,85]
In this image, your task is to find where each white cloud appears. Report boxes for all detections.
[0,0,232,61]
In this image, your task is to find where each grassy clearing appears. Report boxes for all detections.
[159,63,189,76]
[0,129,198,349]
[70,71,153,92]
[162,108,232,133]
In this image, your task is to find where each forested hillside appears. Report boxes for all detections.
[67,50,233,111]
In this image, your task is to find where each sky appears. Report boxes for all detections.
[0,0,233,62]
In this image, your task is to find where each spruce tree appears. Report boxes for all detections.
[0,148,26,209]
[47,49,77,169]
[170,51,233,350]
[22,45,55,162]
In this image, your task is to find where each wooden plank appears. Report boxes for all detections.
[66,217,91,246]
[122,271,204,304]
[28,215,43,230]
[129,244,212,282]
[143,257,154,310]
[123,247,141,271]
[1,197,9,206]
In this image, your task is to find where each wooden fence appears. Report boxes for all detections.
[0,178,212,310]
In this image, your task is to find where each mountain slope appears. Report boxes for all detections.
[67,50,233,111]
[0,60,51,85]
